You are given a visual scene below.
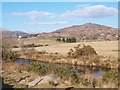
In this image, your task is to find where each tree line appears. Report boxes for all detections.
[56,37,76,43]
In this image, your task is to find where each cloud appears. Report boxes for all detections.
[26,21,68,25]
[60,5,118,19]
[12,11,55,20]
[11,5,118,20]
[76,4,91,8]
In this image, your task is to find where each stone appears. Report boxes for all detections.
[37,74,58,85]
[16,75,30,82]
[28,77,43,87]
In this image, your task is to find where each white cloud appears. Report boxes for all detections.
[26,21,68,25]
[76,4,91,8]
[60,5,118,19]
[11,5,118,20]
[12,11,55,20]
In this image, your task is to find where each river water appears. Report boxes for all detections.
[16,58,108,78]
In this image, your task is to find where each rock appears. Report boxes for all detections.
[64,80,71,85]
[37,74,58,85]
[16,75,30,82]
[28,74,58,87]
[28,77,43,87]
[54,80,59,85]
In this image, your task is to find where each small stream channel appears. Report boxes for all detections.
[16,58,106,78]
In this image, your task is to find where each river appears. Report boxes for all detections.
[16,58,108,79]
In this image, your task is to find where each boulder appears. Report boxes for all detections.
[28,74,58,87]
[37,74,58,85]
[16,75,30,82]
[28,77,43,87]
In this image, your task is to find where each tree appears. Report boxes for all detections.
[71,37,76,43]
[62,37,65,42]
[56,38,61,42]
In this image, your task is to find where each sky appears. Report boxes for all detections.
[2,2,118,33]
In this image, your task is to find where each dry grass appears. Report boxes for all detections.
[34,41,118,58]
[13,40,118,58]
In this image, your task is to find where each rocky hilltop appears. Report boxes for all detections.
[38,23,118,41]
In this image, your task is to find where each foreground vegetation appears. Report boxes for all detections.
[20,61,120,88]
[1,32,119,88]
[2,60,119,88]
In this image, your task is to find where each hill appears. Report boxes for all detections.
[38,23,118,41]
[0,28,28,36]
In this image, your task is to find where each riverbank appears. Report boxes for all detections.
[2,61,119,88]
[19,54,118,69]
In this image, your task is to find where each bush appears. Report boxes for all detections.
[34,44,44,47]
[45,44,49,46]
[2,46,19,61]
[80,45,97,56]
[68,44,97,58]
[27,62,80,84]
[13,46,19,48]
[23,43,35,48]
[2,33,19,61]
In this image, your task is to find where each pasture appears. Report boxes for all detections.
[33,40,118,58]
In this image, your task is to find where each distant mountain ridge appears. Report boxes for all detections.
[37,23,118,41]
[1,23,119,41]
[0,29,28,36]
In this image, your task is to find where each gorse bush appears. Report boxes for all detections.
[27,63,48,76]
[27,62,80,84]
[80,45,97,55]
[68,44,97,58]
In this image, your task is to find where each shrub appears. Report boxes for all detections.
[2,33,19,61]
[23,43,34,48]
[80,45,97,56]
[27,62,80,84]
[45,44,49,46]
[35,44,44,47]
[13,46,19,48]
[2,48,19,61]
[68,44,97,58]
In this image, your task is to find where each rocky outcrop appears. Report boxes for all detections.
[28,74,58,87]
[28,77,43,87]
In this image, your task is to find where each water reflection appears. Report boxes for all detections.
[16,58,105,78]
[16,58,31,65]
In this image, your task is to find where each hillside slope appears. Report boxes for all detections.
[38,23,118,41]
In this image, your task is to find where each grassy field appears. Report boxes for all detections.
[34,41,118,58]
[14,38,118,58]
